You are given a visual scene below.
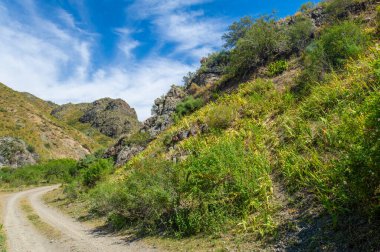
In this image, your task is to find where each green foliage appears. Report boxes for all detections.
[222,16,254,49]
[0,224,5,252]
[299,2,315,13]
[89,138,274,237]
[173,138,273,236]
[376,5,380,34]
[26,144,36,153]
[122,132,151,147]
[298,21,369,89]
[199,51,230,74]
[228,16,289,77]
[324,0,364,19]
[175,96,204,119]
[82,159,113,188]
[267,60,289,77]
[89,158,175,233]
[287,16,315,53]
[319,21,368,67]
[206,104,237,129]
[0,159,77,187]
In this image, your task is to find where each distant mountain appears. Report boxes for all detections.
[51,98,141,143]
[0,83,139,164]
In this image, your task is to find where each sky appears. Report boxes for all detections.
[0,0,319,120]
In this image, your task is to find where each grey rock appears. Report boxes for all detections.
[78,98,141,138]
[0,137,38,168]
[142,85,187,137]
[116,145,145,167]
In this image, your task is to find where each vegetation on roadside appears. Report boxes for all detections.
[0,83,101,160]
[2,0,379,250]
[0,224,5,252]
[79,1,380,245]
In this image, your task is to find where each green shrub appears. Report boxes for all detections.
[206,104,237,129]
[297,21,369,89]
[0,159,77,187]
[267,60,288,77]
[376,5,380,34]
[26,144,36,153]
[122,132,151,147]
[172,138,273,236]
[175,96,204,119]
[222,16,254,49]
[299,2,315,13]
[89,158,175,233]
[199,51,230,74]
[228,16,289,77]
[319,21,369,67]
[287,16,315,53]
[82,159,113,188]
[324,0,362,19]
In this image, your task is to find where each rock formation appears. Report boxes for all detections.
[0,137,38,168]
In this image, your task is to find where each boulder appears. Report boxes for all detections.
[0,137,38,168]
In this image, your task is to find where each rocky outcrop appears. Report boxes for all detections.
[105,86,187,167]
[52,98,141,139]
[141,85,187,137]
[0,137,38,168]
[79,98,141,138]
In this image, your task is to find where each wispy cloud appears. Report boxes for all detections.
[128,0,225,59]
[0,0,224,120]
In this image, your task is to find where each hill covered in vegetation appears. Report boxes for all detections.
[0,83,101,161]
[2,0,379,251]
[73,0,379,250]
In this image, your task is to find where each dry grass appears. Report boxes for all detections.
[0,83,102,160]
[0,193,8,252]
[19,197,61,240]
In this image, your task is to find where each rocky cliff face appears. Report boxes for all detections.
[0,137,38,168]
[79,98,141,138]
[141,85,187,137]
[52,98,141,140]
[105,85,187,166]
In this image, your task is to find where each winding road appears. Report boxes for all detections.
[1,186,157,252]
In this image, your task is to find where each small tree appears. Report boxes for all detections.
[222,16,254,49]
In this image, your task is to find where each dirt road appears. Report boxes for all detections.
[1,185,157,252]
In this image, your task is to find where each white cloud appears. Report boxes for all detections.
[0,1,196,120]
[0,0,224,121]
[128,0,225,59]
[115,28,140,59]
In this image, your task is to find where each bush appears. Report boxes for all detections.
[222,16,254,49]
[206,104,237,129]
[199,51,230,74]
[267,60,288,77]
[298,21,369,87]
[82,159,113,188]
[287,16,315,53]
[319,21,369,67]
[89,158,175,233]
[228,16,289,77]
[376,5,380,34]
[299,2,315,13]
[0,159,77,187]
[175,96,204,119]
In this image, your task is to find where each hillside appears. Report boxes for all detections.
[0,83,102,161]
[63,0,379,250]
[0,0,379,251]
[51,98,141,147]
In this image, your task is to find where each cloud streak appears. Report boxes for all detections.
[0,0,224,120]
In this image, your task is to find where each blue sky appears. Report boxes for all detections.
[0,0,319,120]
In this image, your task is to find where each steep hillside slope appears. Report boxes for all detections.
[51,98,141,146]
[76,0,379,250]
[0,83,101,160]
